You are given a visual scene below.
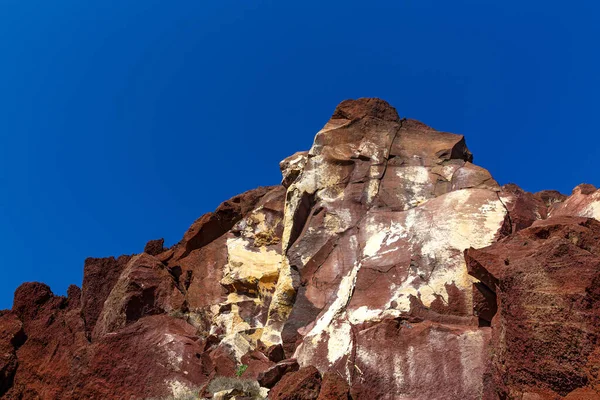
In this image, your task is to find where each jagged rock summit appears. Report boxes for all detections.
[1,98,600,400]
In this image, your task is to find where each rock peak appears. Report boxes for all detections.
[2,99,600,399]
[331,97,399,122]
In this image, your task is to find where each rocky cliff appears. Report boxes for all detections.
[2,98,600,400]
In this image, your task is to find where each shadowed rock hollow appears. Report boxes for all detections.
[2,98,599,400]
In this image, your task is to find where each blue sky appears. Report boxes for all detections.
[1,1,598,309]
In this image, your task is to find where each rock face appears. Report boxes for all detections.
[1,98,599,399]
[466,217,600,398]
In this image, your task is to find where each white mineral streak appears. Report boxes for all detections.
[385,189,506,314]
[553,189,600,221]
[394,166,434,210]
[159,333,183,371]
[355,343,406,396]
[281,152,308,180]
[439,163,462,181]
[266,109,506,377]
[263,121,366,346]
[311,188,507,355]
[347,305,382,325]
[295,237,360,370]
[581,192,600,220]
[352,327,485,398]
[365,178,380,205]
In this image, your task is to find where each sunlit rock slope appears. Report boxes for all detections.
[2,98,600,400]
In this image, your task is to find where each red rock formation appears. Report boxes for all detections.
[0,312,24,397]
[269,366,322,400]
[1,98,598,399]
[466,217,600,398]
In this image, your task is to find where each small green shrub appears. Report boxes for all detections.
[235,364,249,377]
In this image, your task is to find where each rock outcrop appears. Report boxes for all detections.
[1,98,599,399]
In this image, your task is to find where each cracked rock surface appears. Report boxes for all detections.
[1,98,599,399]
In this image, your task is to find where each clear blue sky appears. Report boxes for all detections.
[1,1,598,309]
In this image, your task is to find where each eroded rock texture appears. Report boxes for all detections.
[1,98,599,399]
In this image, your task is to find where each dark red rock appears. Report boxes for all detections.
[389,118,473,165]
[317,371,351,400]
[81,255,132,336]
[12,282,53,322]
[239,349,275,380]
[573,183,597,195]
[0,312,25,397]
[466,216,600,398]
[171,186,274,261]
[257,358,300,388]
[347,318,491,400]
[144,238,165,256]
[7,284,88,400]
[535,189,567,207]
[66,284,82,309]
[500,183,548,231]
[208,343,238,378]
[331,97,399,122]
[73,315,209,399]
[92,253,184,339]
[269,366,322,400]
[265,343,286,362]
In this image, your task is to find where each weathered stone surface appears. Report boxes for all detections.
[7,284,87,400]
[317,371,351,400]
[81,255,132,336]
[348,319,491,400]
[0,312,24,397]
[2,98,599,399]
[466,216,600,398]
[269,365,322,400]
[92,252,184,339]
[75,315,209,399]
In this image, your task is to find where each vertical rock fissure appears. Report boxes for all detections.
[374,117,405,201]
[495,191,514,235]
